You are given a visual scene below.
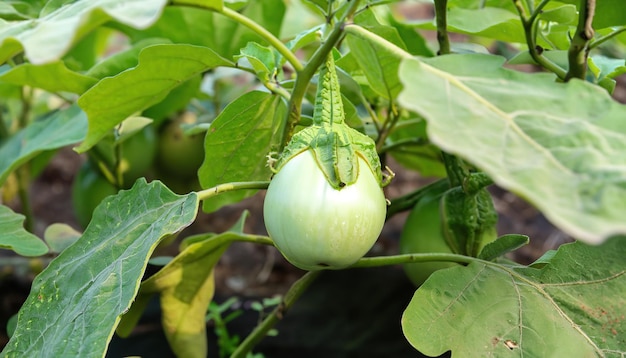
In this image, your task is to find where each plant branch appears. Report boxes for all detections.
[589,26,626,49]
[196,181,269,201]
[385,178,449,219]
[378,137,427,154]
[434,0,450,55]
[231,270,322,358]
[513,0,568,80]
[280,0,362,151]
[351,252,477,268]
[565,0,596,81]
[218,7,303,73]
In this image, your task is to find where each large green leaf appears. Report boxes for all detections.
[397,54,626,244]
[346,9,408,99]
[76,44,232,152]
[402,236,626,357]
[0,205,48,256]
[118,212,249,358]
[199,91,285,213]
[560,0,626,29]
[0,179,198,358]
[408,7,525,44]
[117,7,218,49]
[0,61,97,94]
[0,105,87,185]
[0,0,167,65]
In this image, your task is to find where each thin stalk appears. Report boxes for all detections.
[0,109,9,142]
[196,181,269,201]
[434,0,450,55]
[351,252,477,268]
[385,178,449,219]
[589,26,626,50]
[378,137,427,154]
[231,271,322,358]
[15,166,33,232]
[375,106,400,151]
[442,151,467,188]
[564,0,596,81]
[513,0,568,80]
[219,7,303,72]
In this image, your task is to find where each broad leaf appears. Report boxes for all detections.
[0,105,87,185]
[398,54,626,244]
[0,179,198,358]
[0,0,167,65]
[560,0,626,29]
[0,205,48,256]
[118,7,218,49]
[118,212,249,358]
[346,9,408,99]
[86,38,172,80]
[76,44,232,152]
[402,236,626,357]
[0,61,97,94]
[407,7,526,44]
[235,42,276,84]
[43,223,82,254]
[478,234,529,261]
[200,91,285,213]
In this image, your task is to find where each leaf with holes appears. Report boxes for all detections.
[402,236,626,357]
[0,179,198,358]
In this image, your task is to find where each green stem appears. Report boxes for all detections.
[231,271,322,358]
[15,166,33,232]
[196,181,269,201]
[434,0,450,55]
[564,0,596,81]
[351,252,477,268]
[441,151,466,188]
[0,108,9,142]
[589,26,626,49]
[513,0,568,80]
[280,0,362,151]
[218,7,303,73]
[378,137,427,154]
[385,178,449,219]
[232,234,274,246]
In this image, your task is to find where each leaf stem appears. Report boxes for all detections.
[385,178,449,219]
[196,181,269,201]
[15,166,33,232]
[564,0,596,81]
[589,26,626,50]
[378,137,427,154]
[231,270,322,358]
[218,7,303,73]
[513,0,568,80]
[434,0,450,55]
[351,252,477,268]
